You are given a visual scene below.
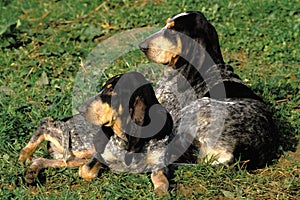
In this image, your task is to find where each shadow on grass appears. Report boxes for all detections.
[275,114,299,153]
[252,81,299,158]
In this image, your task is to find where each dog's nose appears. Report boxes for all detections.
[138,41,148,52]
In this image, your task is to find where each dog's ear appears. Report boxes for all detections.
[190,12,224,64]
[205,22,224,64]
[113,72,152,128]
[170,12,224,65]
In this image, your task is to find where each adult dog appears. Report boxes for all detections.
[19,72,173,194]
[139,11,279,168]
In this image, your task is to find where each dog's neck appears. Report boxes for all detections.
[171,52,221,97]
[169,56,261,100]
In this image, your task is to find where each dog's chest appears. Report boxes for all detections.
[101,135,168,173]
[155,70,197,122]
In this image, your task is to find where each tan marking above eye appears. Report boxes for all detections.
[107,84,113,89]
[167,21,175,29]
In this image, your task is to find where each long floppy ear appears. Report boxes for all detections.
[132,84,173,140]
[125,85,148,152]
[205,22,224,64]
[193,12,224,64]
[131,96,146,126]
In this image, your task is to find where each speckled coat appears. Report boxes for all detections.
[139,11,279,168]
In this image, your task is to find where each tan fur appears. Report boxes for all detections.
[167,21,175,29]
[79,162,102,181]
[86,100,116,126]
[72,148,95,159]
[145,34,182,65]
[132,96,146,125]
[112,118,127,142]
[24,157,89,184]
[19,133,66,162]
[19,135,46,162]
[151,170,169,194]
[86,100,127,141]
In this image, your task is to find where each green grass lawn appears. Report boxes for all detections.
[0,0,299,199]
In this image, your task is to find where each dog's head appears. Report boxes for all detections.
[80,71,173,152]
[139,11,224,67]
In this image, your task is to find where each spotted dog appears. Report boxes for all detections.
[80,71,173,193]
[19,72,173,194]
[139,11,279,168]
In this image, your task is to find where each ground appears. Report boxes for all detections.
[0,0,299,199]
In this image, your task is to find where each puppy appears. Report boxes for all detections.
[80,71,173,194]
[19,71,173,194]
[139,11,279,168]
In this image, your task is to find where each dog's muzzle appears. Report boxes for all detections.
[138,41,149,53]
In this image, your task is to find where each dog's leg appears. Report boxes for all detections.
[19,133,46,163]
[19,132,64,163]
[19,117,63,162]
[24,157,88,184]
[151,169,169,195]
[79,156,102,181]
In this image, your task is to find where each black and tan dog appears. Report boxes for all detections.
[139,11,279,168]
[81,71,173,193]
[19,71,173,193]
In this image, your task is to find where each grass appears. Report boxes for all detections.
[0,0,299,199]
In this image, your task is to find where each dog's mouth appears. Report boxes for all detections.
[102,121,110,126]
[100,116,128,142]
[169,55,180,66]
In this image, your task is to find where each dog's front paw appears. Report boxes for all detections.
[79,163,101,181]
[151,170,169,196]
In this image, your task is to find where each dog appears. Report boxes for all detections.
[139,11,279,168]
[19,71,173,194]
[81,71,173,193]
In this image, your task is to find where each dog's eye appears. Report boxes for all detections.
[104,86,113,93]
[105,84,115,92]
[108,87,117,96]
